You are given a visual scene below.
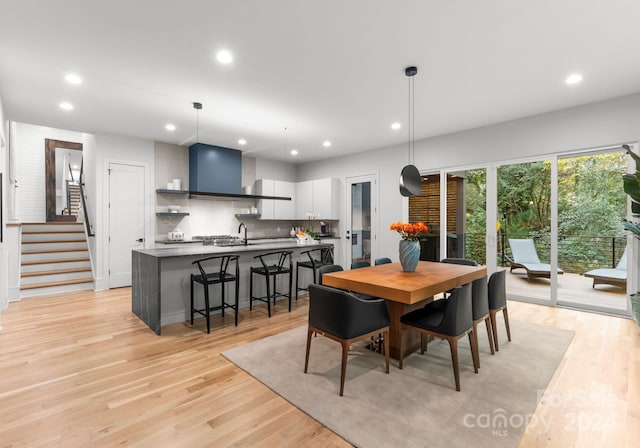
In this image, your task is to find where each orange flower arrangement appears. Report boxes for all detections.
[390,221,428,241]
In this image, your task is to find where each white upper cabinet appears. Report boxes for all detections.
[258,177,339,220]
[311,178,340,220]
[255,179,275,219]
[296,178,340,220]
[274,181,296,220]
[295,180,313,218]
[256,179,296,220]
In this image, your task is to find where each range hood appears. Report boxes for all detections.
[188,143,291,201]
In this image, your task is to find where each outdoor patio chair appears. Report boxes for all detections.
[584,248,627,289]
[507,238,564,281]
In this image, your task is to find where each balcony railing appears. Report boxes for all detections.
[458,233,626,274]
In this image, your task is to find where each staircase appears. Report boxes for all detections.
[68,183,81,216]
[20,222,94,298]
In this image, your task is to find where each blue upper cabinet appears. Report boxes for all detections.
[189,143,242,195]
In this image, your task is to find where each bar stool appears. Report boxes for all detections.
[296,246,334,300]
[190,254,240,333]
[250,250,293,317]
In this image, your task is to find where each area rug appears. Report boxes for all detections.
[222,320,574,448]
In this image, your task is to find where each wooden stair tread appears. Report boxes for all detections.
[21,248,89,255]
[22,239,86,244]
[22,267,92,278]
[22,230,84,234]
[22,257,90,266]
[20,278,94,290]
[22,222,84,225]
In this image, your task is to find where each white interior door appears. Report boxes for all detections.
[109,162,145,288]
[346,174,377,268]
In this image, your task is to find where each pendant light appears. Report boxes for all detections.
[399,66,421,197]
[193,101,202,143]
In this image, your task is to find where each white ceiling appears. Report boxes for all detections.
[2,0,640,163]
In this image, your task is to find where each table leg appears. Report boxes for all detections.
[386,297,433,360]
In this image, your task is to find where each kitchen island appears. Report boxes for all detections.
[132,241,334,334]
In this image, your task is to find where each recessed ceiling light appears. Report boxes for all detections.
[391,122,401,130]
[65,73,82,85]
[290,149,298,156]
[216,50,233,64]
[59,102,74,110]
[322,141,331,148]
[238,138,247,145]
[165,123,176,131]
[565,73,583,85]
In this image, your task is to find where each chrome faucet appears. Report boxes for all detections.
[238,222,248,245]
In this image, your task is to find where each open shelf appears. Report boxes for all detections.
[156,189,190,194]
[235,214,261,218]
[156,212,190,217]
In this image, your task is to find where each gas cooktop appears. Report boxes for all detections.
[192,235,245,246]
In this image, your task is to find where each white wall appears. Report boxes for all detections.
[298,93,640,264]
[256,158,298,182]
[0,94,7,322]
[12,122,85,222]
[93,133,155,290]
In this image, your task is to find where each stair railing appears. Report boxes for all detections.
[79,160,95,237]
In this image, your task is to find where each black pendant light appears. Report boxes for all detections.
[193,101,202,143]
[399,66,421,197]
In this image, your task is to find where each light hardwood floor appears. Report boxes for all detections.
[0,288,638,447]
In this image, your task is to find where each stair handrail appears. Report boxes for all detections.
[65,179,72,215]
[79,160,95,237]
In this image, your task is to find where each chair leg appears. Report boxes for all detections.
[490,310,500,351]
[190,275,194,325]
[304,328,313,373]
[220,282,225,318]
[485,317,495,355]
[503,307,512,342]
[234,279,239,326]
[287,270,292,312]
[468,330,479,373]
[204,284,211,334]
[249,270,254,310]
[448,336,461,392]
[470,324,480,371]
[295,264,300,301]
[265,273,272,317]
[339,340,350,396]
[420,333,426,354]
[383,329,390,374]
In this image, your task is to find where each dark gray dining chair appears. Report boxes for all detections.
[399,283,479,391]
[488,270,511,351]
[351,260,370,269]
[305,284,390,396]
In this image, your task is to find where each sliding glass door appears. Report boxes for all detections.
[497,160,554,304]
[434,146,631,316]
[556,150,628,313]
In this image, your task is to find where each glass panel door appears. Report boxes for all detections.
[444,169,487,265]
[346,174,376,268]
[497,160,553,303]
[557,150,628,313]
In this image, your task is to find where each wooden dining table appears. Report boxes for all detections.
[322,261,487,359]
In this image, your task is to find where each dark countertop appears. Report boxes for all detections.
[136,241,334,259]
